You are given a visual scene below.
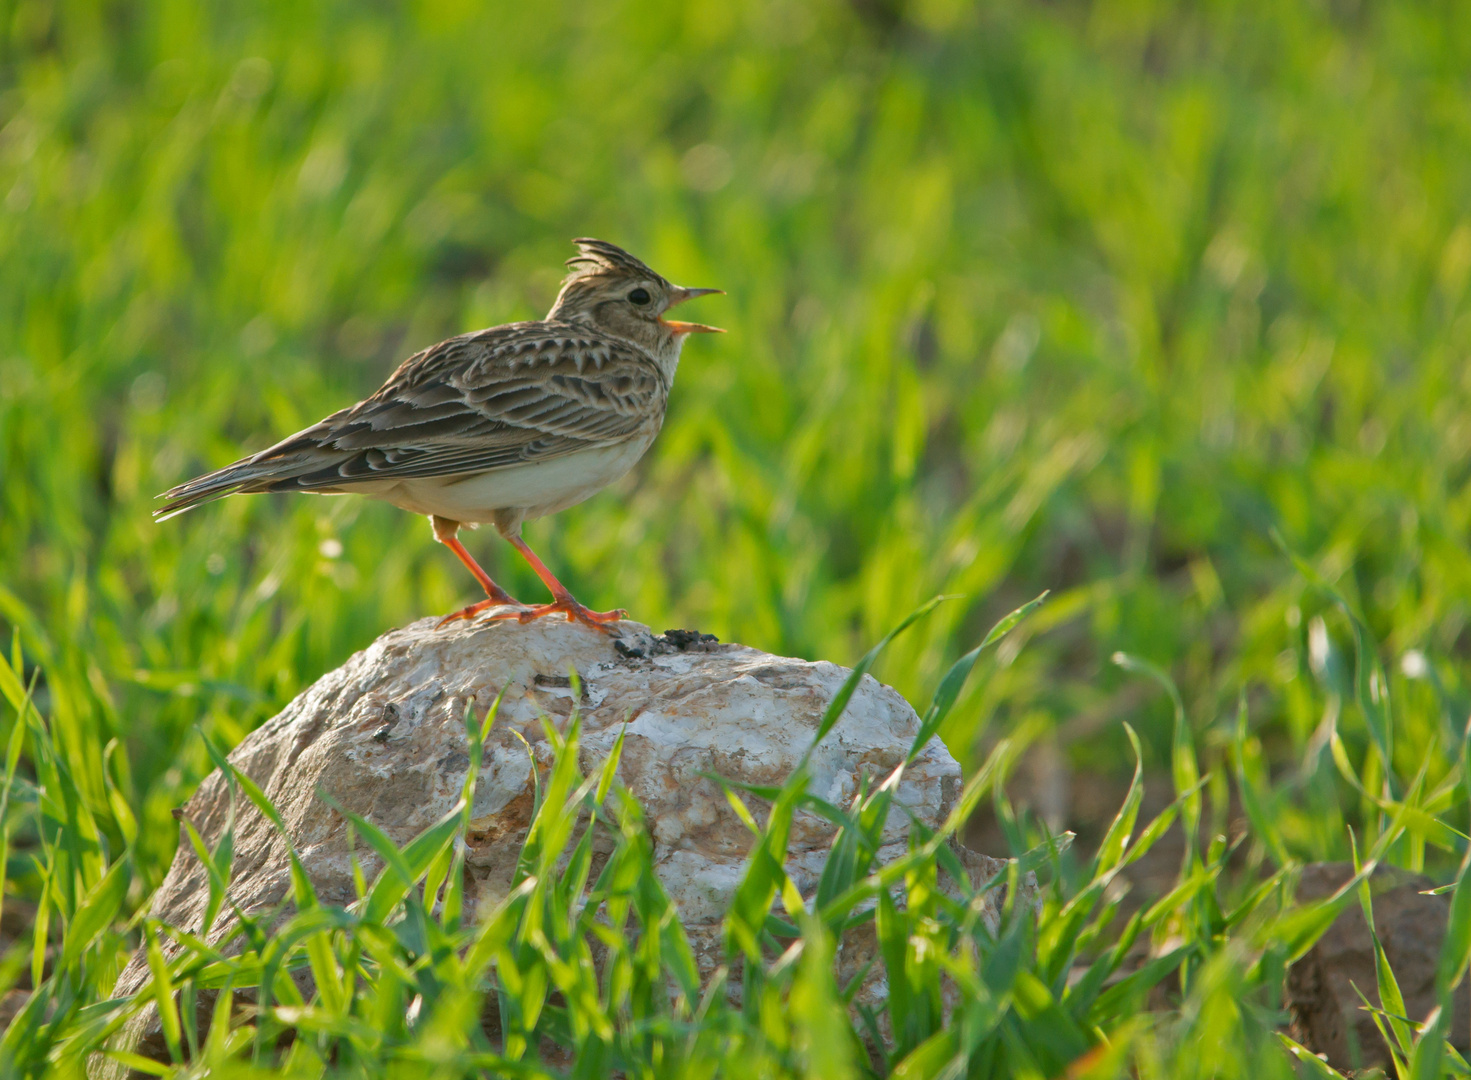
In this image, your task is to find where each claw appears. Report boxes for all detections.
[436,595,625,634]
[515,597,627,633]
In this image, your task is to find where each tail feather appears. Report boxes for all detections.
[155,410,361,520]
[153,446,327,520]
[153,459,268,520]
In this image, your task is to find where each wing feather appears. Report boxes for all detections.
[159,321,668,507]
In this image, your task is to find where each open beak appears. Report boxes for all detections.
[661,286,725,335]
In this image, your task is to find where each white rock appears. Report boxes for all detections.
[109,616,1016,1063]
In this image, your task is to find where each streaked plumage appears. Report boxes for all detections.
[155,238,722,631]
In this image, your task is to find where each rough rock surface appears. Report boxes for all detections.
[1286,862,1470,1070]
[110,615,1012,1063]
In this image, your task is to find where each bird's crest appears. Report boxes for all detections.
[564,238,667,286]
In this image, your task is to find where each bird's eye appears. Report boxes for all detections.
[628,287,651,306]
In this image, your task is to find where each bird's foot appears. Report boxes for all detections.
[436,597,528,629]
[514,596,627,634]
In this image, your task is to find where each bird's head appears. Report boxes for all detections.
[547,239,722,362]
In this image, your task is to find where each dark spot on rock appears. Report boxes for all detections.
[533,672,590,702]
[371,702,401,743]
[616,629,722,661]
[662,629,720,651]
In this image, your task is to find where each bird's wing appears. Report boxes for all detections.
[154,322,666,516]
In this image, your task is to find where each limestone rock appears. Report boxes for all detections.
[109,615,1013,1062]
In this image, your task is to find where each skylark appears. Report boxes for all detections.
[155,239,722,632]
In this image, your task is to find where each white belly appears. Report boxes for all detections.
[363,436,655,524]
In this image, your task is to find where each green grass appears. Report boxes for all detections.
[3,0,1471,1075]
[1,597,1468,1077]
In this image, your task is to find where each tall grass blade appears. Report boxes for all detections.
[805,595,950,762]
[907,591,1047,762]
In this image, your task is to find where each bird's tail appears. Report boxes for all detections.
[155,409,354,520]
[153,445,327,520]
[153,457,267,520]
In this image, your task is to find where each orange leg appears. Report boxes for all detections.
[432,517,525,627]
[504,534,626,632]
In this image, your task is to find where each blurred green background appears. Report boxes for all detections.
[3,0,1470,885]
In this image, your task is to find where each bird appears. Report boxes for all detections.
[154,238,722,633]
